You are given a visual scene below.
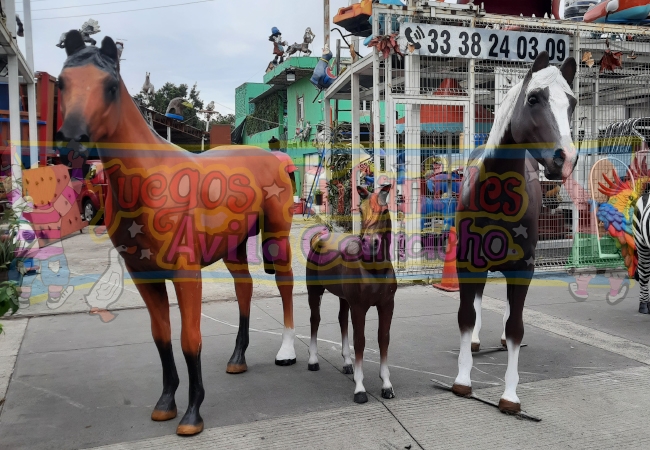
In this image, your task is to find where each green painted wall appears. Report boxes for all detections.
[235,83,270,127]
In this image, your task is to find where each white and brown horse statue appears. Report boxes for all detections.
[452,51,577,414]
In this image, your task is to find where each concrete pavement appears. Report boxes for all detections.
[2,280,650,449]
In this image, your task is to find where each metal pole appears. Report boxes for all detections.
[352,71,361,235]
[324,0,330,50]
[335,38,341,122]
[23,0,38,168]
[6,1,23,194]
[167,126,171,142]
[372,47,381,191]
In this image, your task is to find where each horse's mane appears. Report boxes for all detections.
[486,66,573,149]
[63,46,119,80]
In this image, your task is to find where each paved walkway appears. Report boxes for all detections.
[2,280,650,449]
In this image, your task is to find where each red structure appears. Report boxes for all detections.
[209,124,231,147]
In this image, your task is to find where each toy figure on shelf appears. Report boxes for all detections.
[310,46,337,92]
[269,27,288,66]
[286,27,316,58]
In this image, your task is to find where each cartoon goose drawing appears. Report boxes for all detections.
[85,245,136,322]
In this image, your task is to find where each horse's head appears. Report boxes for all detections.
[55,30,121,146]
[510,51,578,181]
[358,184,392,259]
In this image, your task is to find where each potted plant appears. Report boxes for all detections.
[0,205,22,332]
[314,188,323,206]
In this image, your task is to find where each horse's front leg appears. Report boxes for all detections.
[471,284,486,353]
[173,272,205,435]
[131,275,179,422]
[307,287,324,371]
[452,271,486,397]
[350,304,369,403]
[225,239,252,374]
[499,271,532,414]
[377,298,395,399]
[339,297,353,374]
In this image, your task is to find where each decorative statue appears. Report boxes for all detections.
[309,46,337,90]
[57,30,297,436]
[269,26,287,66]
[306,185,397,403]
[285,27,316,58]
[165,97,193,119]
[452,52,577,415]
[56,19,101,48]
[142,72,155,96]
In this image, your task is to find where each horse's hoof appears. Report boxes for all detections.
[471,342,480,353]
[451,383,472,398]
[501,339,507,348]
[151,407,177,421]
[381,388,395,399]
[275,358,297,366]
[342,364,354,374]
[498,398,521,414]
[308,363,320,371]
[354,392,368,404]
[176,422,204,436]
[226,363,248,374]
[639,302,650,314]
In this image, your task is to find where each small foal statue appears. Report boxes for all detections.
[306,184,397,403]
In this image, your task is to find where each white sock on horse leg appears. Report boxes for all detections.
[275,327,296,361]
[379,358,392,390]
[308,333,318,365]
[502,338,521,404]
[501,302,511,342]
[471,294,482,345]
[341,333,352,366]
[354,358,365,394]
[455,330,473,387]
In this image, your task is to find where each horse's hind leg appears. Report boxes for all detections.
[173,273,205,435]
[133,278,179,422]
[501,301,510,348]
[263,215,296,366]
[307,286,325,371]
[350,305,370,403]
[471,283,486,353]
[499,272,532,414]
[452,271,486,397]
[225,238,253,374]
[339,298,353,374]
[377,298,395,399]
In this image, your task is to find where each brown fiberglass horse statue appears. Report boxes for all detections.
[56,31,296,435]
[306,184,397,403]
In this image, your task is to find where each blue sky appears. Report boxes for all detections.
[21,0,355,116]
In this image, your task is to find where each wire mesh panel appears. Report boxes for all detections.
[371,5,650,279]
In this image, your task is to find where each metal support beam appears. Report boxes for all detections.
[324,0,330,49]
[372,50,381,191]
[351,71,361,235]
[23,0,38,168]
[404,53,421,262]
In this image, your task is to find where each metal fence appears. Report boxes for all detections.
[369,5,650,278]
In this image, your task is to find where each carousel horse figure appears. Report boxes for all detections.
[56,31,297,435]
[452,51,577,414]
[306,184,397,403]
[286,27,316,58]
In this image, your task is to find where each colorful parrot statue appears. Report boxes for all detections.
[596,156,649,277]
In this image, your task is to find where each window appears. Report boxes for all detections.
[297,96,305,125]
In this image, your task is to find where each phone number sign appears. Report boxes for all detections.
[401,23,570,63]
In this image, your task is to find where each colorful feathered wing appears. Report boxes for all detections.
[596,156,649,277]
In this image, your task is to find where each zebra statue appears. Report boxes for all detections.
[634,194,650,314]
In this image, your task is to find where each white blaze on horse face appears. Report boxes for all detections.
[276,327,296,361]
[455,331,473,387]
[471,294,482,346]
[502,338,521,404]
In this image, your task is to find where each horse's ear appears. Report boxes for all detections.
[100,36,119,61]
[357,186,370,200]
[532,51,549,73]
[64,30,86,56]
[378,184,391,206]
[560,57,577,86]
